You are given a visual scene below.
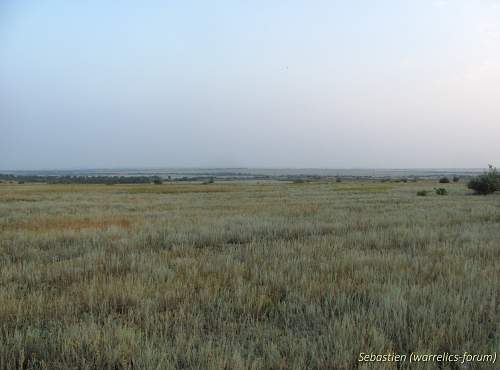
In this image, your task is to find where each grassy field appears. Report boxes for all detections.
[0,180,499,369]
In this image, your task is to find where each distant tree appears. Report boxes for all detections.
[452,176,460,183]
[439,177,450,184]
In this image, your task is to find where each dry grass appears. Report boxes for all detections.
[0,180,499,369]
[0,217,133,232]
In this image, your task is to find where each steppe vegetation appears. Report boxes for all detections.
[0,179,499,369]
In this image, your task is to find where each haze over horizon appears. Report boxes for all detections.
[1,0,499,171]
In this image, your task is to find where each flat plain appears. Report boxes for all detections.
[0,180,499,369]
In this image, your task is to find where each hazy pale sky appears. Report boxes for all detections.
[1,0,499,170]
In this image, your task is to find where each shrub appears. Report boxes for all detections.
[153,178,163,185]
[439,177,450,184]
[336,177,342,183]
[434,188,448,195]
[453,176,460,183]
[417,190,429,196]
[467,165,499,195]
[202,177,215,185]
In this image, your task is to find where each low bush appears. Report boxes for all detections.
[467,165,499,195]
[434,188,448,195]
[417,190,429,196]
[439,177,450,184]
[453,176,460,183]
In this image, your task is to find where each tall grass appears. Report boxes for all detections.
[0,181,499,369]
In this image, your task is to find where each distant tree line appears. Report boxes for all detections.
[0,174,163,185]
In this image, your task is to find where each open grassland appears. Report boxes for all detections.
[0,180,499,369]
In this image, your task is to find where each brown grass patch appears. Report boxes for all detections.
[121,183,236,194]
[0,217,132,232]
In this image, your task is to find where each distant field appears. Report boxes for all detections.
[2,167,485,180]
[0,180,499,369]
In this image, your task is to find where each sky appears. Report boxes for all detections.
[1,0,499,170]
